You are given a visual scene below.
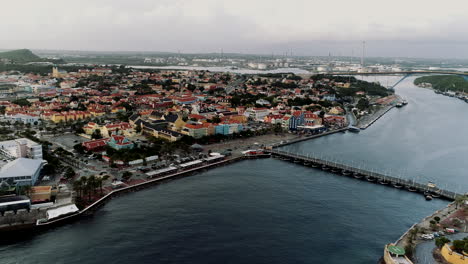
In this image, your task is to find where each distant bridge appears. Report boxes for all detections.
[266,149,462,201]
[327,70,468,76]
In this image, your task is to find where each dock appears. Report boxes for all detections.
[267,149,461,200]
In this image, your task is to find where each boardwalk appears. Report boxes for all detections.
[267,149,461,200]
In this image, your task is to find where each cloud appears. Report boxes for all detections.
[1,0,468,57]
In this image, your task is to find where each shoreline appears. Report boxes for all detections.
[357,95,402,130]
[358,104,396,129]
[3,128,347,233]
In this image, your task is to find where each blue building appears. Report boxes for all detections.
[289,112,305,130]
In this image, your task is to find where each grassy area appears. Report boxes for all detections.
[414,75,468,92]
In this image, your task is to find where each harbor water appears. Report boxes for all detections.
[1,76,465,263]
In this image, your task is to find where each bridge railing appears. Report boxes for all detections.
[269,150,460,199]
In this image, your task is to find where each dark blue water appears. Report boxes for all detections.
[0,76,462,263]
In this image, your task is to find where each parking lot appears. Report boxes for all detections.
[46,133,87,151]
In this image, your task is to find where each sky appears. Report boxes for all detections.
[2,0,468,58]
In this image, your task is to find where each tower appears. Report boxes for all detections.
[361,41,366,68]
[52,66,60,78]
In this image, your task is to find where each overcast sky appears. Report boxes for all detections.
[2,0,468,58]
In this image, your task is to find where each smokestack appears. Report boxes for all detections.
[361,41,366,67]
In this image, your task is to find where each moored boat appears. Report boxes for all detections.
[348,126,360,133]
[425,195,433,201]
[366,176,376,182]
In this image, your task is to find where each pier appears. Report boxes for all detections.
[267,149,461,200]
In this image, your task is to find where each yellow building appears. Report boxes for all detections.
[29,186,53,203]
[441,244,468,264]
[51,114,66,123]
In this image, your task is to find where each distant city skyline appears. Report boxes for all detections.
[2,0,468,58]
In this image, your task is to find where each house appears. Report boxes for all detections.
[152,128,184,142]
[245,107,270,121]
[182,124,207,138]
[101,122,134,137]
[303,112,322,126]
[163,114,186,131]
[82,138,109,152]
[107,135,134,150]
[324,115,346,127]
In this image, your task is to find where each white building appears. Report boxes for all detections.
[0,158,45,186]
[244,108,270,121]
[4,113,40,125]
[0,138,43,160]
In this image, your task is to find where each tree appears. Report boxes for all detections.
[122,171,132,182]
[356,98,370,111]
[64,167,76,180]
[435,237,450,248]
[91,129,102,139]
[98,175,110,196]
[453,239,466,253]
[73,143,86,154]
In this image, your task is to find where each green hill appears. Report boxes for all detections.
[0,49,41,63]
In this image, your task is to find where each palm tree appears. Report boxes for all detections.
[98,175,110,196]
[73,177,86,198]
[87,175,95,201]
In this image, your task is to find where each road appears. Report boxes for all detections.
[414,233,467,264]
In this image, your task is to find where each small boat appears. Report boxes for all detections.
[402,100,408,105]
[331,168,340,173]
[431,192,441,198]
[379,180,389,185]
[311,163,319,168]
[353,172,363,179]
[395,103,403,108]
[322,166,330,171]
[348,126,360,133]
[293,159,301,163]
[408,186,417,192]
[342,171,351,176]
[425,195,433,201]
[366,176,376,182]
[393,183,403,188]
[304,162,311,166]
